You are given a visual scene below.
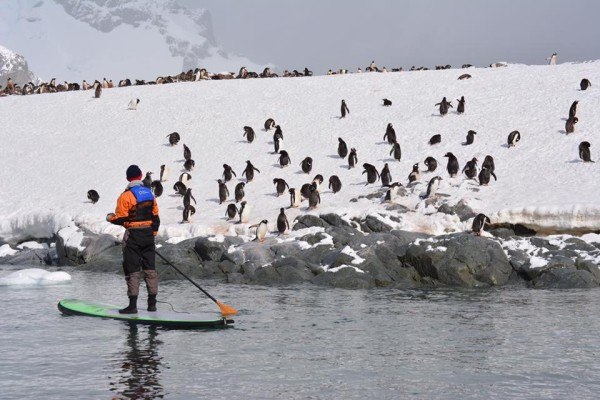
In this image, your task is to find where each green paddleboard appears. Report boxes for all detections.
[58,299,233,328]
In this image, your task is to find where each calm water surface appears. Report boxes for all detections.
[1,266,600,399]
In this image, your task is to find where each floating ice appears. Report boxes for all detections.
[0,268,72,286]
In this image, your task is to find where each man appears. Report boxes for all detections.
[107,165,160,314]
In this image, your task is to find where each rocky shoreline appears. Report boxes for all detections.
[1,212,600,290]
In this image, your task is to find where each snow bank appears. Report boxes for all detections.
[0,268,71,286]
[0,61,599,243]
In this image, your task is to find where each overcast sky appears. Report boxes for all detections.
[183,0,600,73]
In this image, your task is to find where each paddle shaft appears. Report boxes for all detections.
[155,251,218,304]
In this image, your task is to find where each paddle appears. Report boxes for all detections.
[155,251,238,317]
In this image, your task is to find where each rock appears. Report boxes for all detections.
[312,266,373,289]
[272,257,315,284]
[576,259,600,282]
[0,248,55,266]
[292,215,329,230]
[564,238,598,253]
[219,260,241,274]
[364,215,392,233]
[252,265,281,285]
[238,243,274,267]
[453,199,477,221]
[300,232,328,246]
[385,203,410,213]
[506,249,532,280]
[194,237,227,262]
[532,269,598,289]
[390,230,432,246]
[358,244,420,288]
[83,234,120,262]
[221,248,245,265]
[321,249,357,269]
[227,273,245,284]
[489,228,516,239]
[320,213,350,227]
[325,226,363,248]
[437,203,455,216]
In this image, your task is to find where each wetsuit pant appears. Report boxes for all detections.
[122,228,158,297]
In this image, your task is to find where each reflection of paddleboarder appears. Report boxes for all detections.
[107,165,160,314]
[112,325,164,399]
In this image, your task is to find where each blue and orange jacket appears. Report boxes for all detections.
[108,181,160,235]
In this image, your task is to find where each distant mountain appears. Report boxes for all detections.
[0,0,267,82]
[0,45,39,86]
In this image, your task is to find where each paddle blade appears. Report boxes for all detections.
[217,300,238,316]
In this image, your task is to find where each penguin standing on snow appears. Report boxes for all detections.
[94,84,102,99]
[579,141,594,162]
[340,99,350,118]
[569,101,578,120]
[143,172,153,188]
[463,130,477,145]
[390,142,402,161]
[566,117,578,134]
[151,180,163,197]
[380,163,392,186]
[384,182,402,202]
[277,208,290,234]
[300,183,313,199]
[312,174,324,192]
[429,134,441,145]
[424,157,438,172]
[253,220,269,242]
[218,179,229,204]
[482,155,495,174]
[472,214,491,236]
[166,132,180,146]
[87,190,100,204]
[338,138,348,158]
[435,97,453,116]
[478,166,497,185]
[580,79,592,91]
[173,181,187,196]
[300,157,313,174]
[243,126,256,143]
[444,152,459,177]
[421,176,442,199]
[183,144,192,161]
[289,188,301,208]
[308,185,321,210]
[408,163,420,183]
[222,164,236,182]
[329,175,342,193]
[273,178,289,196]
[128,98,140,110]
[348,148,358,169]
[183,188,197,208]
[273,125,283,140]
[182,205,196,223]
[279,151,291,168]
[184,159,195,171]
[507,130,521,147]
[363,163,380,185]
[264,118,276,131]
[234,182,245,203]
[159,164,169,182]
[383,123,396,144]
[547,53,557,65]
[242,161,260,182]
[383,99,392,106]
[462,158,478,179]
[179,172,192,184]
[238,201,251,223]
[225,204,238,220]
[456,96,465,114]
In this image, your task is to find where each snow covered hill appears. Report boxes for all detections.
[0,62,598,243]
[0,0,266,82]
[0,45,39,86]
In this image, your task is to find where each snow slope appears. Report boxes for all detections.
[0,62,598,243]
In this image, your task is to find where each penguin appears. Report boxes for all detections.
[273,178,289,196]
[128,98,140,110]
[472,214,491,236]
[179,172,192,184]
[183,188,197,208]
[183,144,192,160]
[362,163,380,185]
[435,97,453,116]
[312,174,324,192]
[458,74,472,80]
[384,123,396,144]
[565,117,578,134]
[289,188,301,208]
[279,151,291,168]
[173,181,187,196]
[234,182,245,203]
[166,132,180,146]
[87,189,99,204]
[243,126,256,143]
[82,80,90,90]
[348,148,358,169]
[300,183,313,199]
[159,164,168,182]
[390,142,402,161]
[182,205,196,223]
[421,176,442,199]
[408,163,420,183]
[94,84,102,99]
[218,179,229,204]
[253,220,269,242]
[238,201,251,223]
[264,118,276,131]
[424,157,438,172]
[462,158,478,179]
[225,204,238,220]
[456,96,465,114]
[273,125,283,140]
[429,134,441,145]
[308,185,321,210]
[102,78,109,88]
[482,155,495,174]
[328,175,342,193]
[277,208,290,234]
[569,101,578,120]
[383,99,392,106]
[300,157,313,174]
[444,152,459,177]
[463,130,476,145]
[150,180,163,197]
[338,137,348,158]
[274,135,283,153]
[143,172,153,188]
[547,53,557,65]
[184,159,195,171]
[384,182,403,202]
[478,166,497,186]
[242,161,260,182]
[579,141,594,162]
[580,79,592,91]
[507,130,520,147]
[380,163,392,186]
[340,99,350,118]
[222,164,236,182]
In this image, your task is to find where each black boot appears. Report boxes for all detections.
[119,296,138,314]
[147,294,157,312]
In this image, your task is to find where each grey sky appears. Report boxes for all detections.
[183,0,600,73]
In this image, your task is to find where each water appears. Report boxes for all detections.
[2,267,600,399]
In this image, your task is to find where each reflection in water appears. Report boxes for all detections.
[109,324,165,399]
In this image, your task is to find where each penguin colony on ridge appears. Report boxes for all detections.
[78,58,595,241]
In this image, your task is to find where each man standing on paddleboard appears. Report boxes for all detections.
[106,165,160,314]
